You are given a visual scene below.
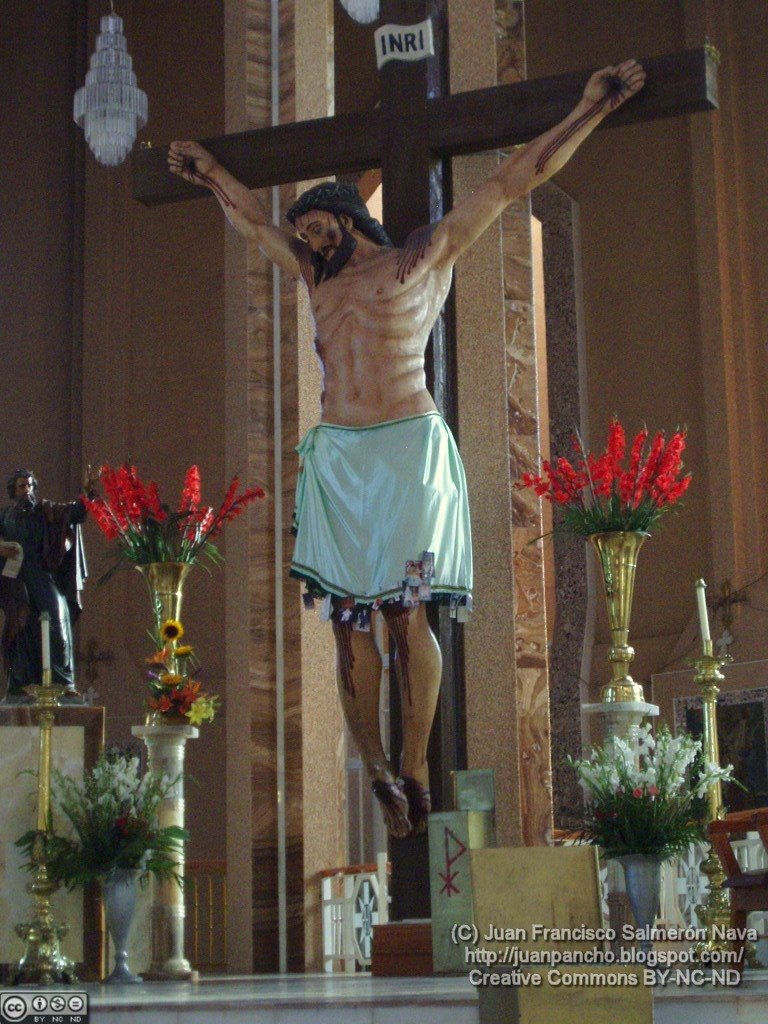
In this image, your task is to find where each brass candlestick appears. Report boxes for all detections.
[691,640,732,958]
[13,669,77,985]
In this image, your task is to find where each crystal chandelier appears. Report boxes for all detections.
[73,7,148,167]
[338,0,380,24]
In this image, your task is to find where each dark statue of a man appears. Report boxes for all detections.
[0,467,99,704]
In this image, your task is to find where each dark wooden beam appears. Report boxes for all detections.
[134,48,716,207]
[134,109,384,206]
[429,48,718,157]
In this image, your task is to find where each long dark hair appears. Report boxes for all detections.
[287,181,393,248]
[7,469,37,500]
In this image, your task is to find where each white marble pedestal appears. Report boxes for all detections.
[583,700,659,748]
[132,721,198,980]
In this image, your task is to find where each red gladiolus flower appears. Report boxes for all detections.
[209,483,266,537]
[606,418,626,477]
[145,481,166,521]
[85,463,265,575]
[83,497,121,540]
[516,418,690,537]
[619,427,648,507]
[632,787,643,798]
[180,465,202,512]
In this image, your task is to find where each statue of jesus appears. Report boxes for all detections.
[169,60,645,838]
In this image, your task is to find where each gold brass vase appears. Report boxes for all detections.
[589,531,647,703]
[137,562,192,634]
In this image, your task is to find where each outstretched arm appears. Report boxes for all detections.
[430,60,645,267]
[81,464,101,496]
[168,141,312,282]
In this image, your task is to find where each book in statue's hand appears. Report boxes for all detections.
[1,544,23,579]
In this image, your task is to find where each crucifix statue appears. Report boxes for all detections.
[136,0,716,915]
[167,57,646,842]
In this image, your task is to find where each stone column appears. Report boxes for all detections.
[451,0,553,845]
[132,722,198,980]
[230,0,343,973]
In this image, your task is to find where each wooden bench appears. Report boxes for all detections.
[708,807,768,969]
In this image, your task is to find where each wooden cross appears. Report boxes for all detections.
[135,7,717,238]
[135,0,716,917]
[74,636,114,688]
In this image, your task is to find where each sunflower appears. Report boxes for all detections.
[174,644,194,658]
[161,619,184,642]
[159,673,183,688]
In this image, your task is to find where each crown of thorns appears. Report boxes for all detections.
[287,182,393,248]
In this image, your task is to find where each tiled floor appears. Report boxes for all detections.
[85,973,480,1024]
[6,969,768,1023]
[654,968,768,1024]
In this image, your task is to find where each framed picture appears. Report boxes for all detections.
[652,658,768,816]
[674,688,768,813]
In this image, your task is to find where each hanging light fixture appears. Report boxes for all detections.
[73,4,148,167]
[338,0,380,24]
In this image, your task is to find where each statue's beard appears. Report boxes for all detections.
[15,495,34,510]
[311,223,357,284]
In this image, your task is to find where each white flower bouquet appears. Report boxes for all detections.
[16,751,187,889]
[568,724,734,861]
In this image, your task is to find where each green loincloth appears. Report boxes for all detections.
[290,411,473,608]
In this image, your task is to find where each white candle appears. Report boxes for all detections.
[40,612,51,672]
[695,579,711,646]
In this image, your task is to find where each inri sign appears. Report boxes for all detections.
[374,19,435,69]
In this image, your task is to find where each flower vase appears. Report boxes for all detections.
[147,707,189,727]
[137,562,192,635]
[618,854,661,954]
[102,868,143,984]
[589,531,648,703]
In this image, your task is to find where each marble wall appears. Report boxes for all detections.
[450,0,554,846]
[450,0,522,847]
[525,0,768,701]
[498,1,553,846]
[532,183,592,830]
[233,0,345,972]
[525,2,711,694]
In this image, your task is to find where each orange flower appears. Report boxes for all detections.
[149,695,172,712]
[180,681,201,701]
[146,647,171,665]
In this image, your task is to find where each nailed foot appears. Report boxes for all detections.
[399,775,432,836]
[372,777,410,838]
